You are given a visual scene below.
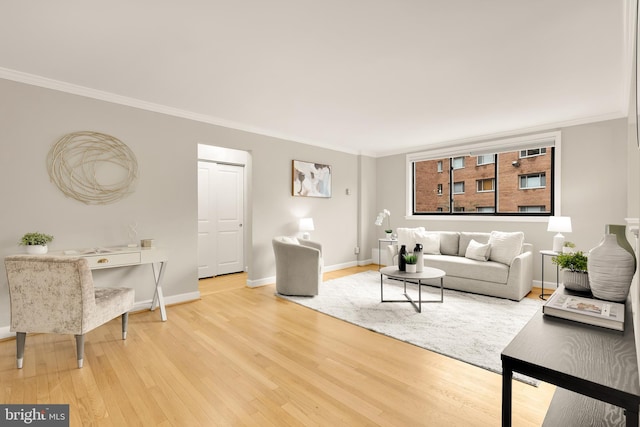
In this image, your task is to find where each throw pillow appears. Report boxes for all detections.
[280,236,299,244]
[465,239,491,261]
[488,231,524,265]
[414,230,441,254]
[458,232,490,257]
[396,227,425,250]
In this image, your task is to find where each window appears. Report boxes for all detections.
[477,154,495,165]
[520,148,546,158]
[520,173,546,189]
[437,161,443,173]
[476,178,495,192]
[409,132,557,216]
[519,206,545,213]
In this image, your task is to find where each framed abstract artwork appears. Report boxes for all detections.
[292,160,332,198]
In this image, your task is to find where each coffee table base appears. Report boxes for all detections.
[380,275,444,313]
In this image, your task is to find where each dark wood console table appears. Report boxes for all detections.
[501,289,640,426]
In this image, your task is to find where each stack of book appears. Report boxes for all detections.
[543,285,625,331]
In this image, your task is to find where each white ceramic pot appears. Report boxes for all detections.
[562,270,590,292]
[26,245,48,254]
[406,264,417,273]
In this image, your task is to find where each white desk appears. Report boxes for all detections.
[53,247,169,321]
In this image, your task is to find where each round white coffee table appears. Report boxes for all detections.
[379,266,446,313]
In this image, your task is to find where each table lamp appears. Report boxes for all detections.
[299,217,315,240]
[547,216,572,253]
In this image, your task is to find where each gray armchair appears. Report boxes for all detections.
[272,237,322,296]
[4,255,135,369]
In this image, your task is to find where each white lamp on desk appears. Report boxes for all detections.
[547,216,572,253]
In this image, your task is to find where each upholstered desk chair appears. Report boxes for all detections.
[4,255,135,369]
[272,237,322,296]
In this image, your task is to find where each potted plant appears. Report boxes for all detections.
[552,251,590,292]
[19,232,54,254]
[375,209,393,239]
[404,252,418,273]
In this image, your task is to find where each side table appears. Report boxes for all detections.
[378,238,397,270]
[539,250,559,301]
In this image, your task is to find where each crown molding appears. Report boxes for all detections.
[0,67,362,156]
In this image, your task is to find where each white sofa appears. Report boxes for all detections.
[388,228,533,301]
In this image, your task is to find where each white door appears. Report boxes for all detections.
[197,161,244,278]
[215,163,244,275]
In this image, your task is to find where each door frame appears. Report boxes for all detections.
[197,144,251,277]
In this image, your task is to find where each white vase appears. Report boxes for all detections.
[26,245,48,254]
[406,264,417,273]
[588,234,635,302]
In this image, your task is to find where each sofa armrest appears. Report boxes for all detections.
[506,250,533,300]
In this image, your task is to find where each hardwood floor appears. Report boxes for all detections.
[0,265,554,426]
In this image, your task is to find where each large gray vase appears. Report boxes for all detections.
[587,225,636,302]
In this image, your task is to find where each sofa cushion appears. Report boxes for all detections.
[438,232,460,255]
[458,232,491,257]
[424,254,509,284]
[396,227,425,252]
[415,230,441,254]
[465,239,491,261]
[488,231,524,265]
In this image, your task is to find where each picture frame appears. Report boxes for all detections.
[292,160,332,198]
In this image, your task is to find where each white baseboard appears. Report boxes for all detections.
[0,326,11,340]
[533,280,558,291]
[246,261,361,288]
[0,291,202,341]
[132,291,201,313]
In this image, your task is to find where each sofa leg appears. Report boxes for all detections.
[75,334,84,368]
[16,332,26,369]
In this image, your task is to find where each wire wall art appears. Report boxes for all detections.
[47,131,139,205]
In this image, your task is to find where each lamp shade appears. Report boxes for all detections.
[299,218,315,232]
[299,217,314,239]
[548,216,571,252]
[547,216,572,233]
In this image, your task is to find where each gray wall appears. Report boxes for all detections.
[375,118,632,286]
[0,78,367,333]
[1,75,635,334]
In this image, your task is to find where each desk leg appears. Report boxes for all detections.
[502,363,513,427]
[151,261,167,321]
[625,409,638,427]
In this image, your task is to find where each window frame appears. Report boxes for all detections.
[519,173,546,190]
[476,178,495,193]
[405,131,561,220]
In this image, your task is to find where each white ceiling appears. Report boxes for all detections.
[0,1,631,157]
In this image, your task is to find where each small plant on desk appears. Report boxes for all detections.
[552,251,590,292]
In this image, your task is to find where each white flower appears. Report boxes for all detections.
[374,209,392,231]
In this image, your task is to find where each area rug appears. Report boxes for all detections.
[279,270,543,386]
